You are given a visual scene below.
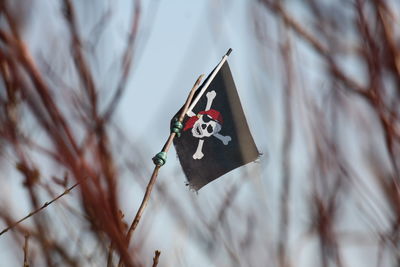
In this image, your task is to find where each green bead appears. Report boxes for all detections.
[171,119,183,137]
[152,152,167,166]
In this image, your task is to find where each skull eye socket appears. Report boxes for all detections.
[202,115,212,123]
[206,124,214,134]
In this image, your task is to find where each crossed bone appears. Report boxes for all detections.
[190,90,232,160]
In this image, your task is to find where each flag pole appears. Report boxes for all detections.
[186,48,232,116]
[124,74,205,247]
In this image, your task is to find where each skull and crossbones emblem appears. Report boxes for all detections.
[184,90,232,159]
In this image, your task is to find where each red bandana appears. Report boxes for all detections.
[184,109,223,131]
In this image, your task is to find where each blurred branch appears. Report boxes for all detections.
[62,0,98,119]
[102,0,141,122]
[260,0,368,98]
[277,24,293,267]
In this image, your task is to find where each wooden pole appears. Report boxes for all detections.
[121,74,205,262]
[186,48,232,116]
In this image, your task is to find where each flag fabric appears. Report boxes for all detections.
[173,59,259,190]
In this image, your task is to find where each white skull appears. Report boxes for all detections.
[191,114,221,138]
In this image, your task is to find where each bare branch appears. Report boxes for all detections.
[152,250,160,267]
[0,183,79,237]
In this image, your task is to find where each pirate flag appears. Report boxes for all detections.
[173,51,259,190]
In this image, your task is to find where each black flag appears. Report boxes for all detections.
[173,56,259,190]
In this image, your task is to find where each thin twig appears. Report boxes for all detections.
[0,183,79,237]
[23,234,29,267]
[152,250,161,267]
